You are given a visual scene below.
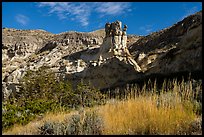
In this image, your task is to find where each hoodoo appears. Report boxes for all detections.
[95,20,141,72]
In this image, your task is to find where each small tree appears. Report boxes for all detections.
[73,81,105,108]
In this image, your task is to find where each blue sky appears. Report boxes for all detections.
[2,2,202,36]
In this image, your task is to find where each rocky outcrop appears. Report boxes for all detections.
[129,11,202,76]
[63,20,142,89]
[64,11,202,89]
[66,57,142,89]
[2,11,202,100]
[2,26,141,100]
[2,28,106,100]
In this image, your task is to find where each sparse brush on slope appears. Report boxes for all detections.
[38,109,104,135]
[3,77,202,135]
[2,66,105,132]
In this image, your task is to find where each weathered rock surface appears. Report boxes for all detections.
[64,11,202,89]
[2,11,202,100]
[2,26,141,99]
[129,11,202,75]
[2,28,106,99]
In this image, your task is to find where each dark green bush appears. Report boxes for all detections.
[3,66,105,131]
[2,98,60,131]
[17,66,58,100]
[72,82,106,108]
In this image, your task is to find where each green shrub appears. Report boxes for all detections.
[82,110,104,135]
[64,110,104,135]
[2,98,61,131]
[17,66,105,108]
[17,66,58,100]
[72,82,106,108]
[3,66,105,131]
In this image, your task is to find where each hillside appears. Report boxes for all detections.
[59,10,202,90]
[2,10,202,135]
[2,10,202,98]
[129,11,202,75]
[2,27,141,100]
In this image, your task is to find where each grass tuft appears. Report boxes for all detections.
[3,78,202,135]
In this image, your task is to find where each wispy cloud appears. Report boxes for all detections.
[38,2,58,7]
[15,14,29,25]
[38,2,90,26]
[95,2,130,16]
[139,25,153,34]
[37,2,131,27]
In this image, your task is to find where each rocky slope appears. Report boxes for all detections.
[2,29,99,98]
[2,27,141,99]
[129,11,202,76]
[2,11,202,99]
[63,11,202,90]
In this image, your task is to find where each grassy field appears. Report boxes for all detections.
[3,78,202,135]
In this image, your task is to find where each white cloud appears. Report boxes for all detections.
[95,2,130,16]
[37,2,131,27]
[38,2,58,7]
[139,25,153,34]
[38,2,90,26]
[15,14,29,25]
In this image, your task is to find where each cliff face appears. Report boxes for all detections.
[129,11,202,75]
[2,28,105,99]
[64,11,202,89]
[2,11,202,100]
[2,27,141,99]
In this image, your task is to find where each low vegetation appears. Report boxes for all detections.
[2,66,104,132]
[2,67,202,135]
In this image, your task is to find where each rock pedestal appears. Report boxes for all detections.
[96,20,141,72]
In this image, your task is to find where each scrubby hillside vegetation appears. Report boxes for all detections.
[3,69,202,134]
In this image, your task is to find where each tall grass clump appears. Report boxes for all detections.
[3,76,202,135]
[99,78,202,135]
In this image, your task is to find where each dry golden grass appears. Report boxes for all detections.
[99,97,196,135]
[3,111,76,135]
[98,79,201,135]
[3,78,201,135]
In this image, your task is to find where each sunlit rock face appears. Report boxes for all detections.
[2,11,202,100]
[2,25,141,99]
[2,28,105,100]
[129,11,202,76]
[64,21,142,89]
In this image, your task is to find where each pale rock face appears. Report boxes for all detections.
[6,69,24,83]
[121,36,127,48]
[129,11,202,75]
[64,21,142,89]
[2,28,105,99]
[2,11,202,99]
[94,21,141,73]
[99,37,113,57]
[138,52,146,61]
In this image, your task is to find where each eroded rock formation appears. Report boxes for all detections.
[63,21,142,89]
[129,11,202,75]
[2,11,202,100]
